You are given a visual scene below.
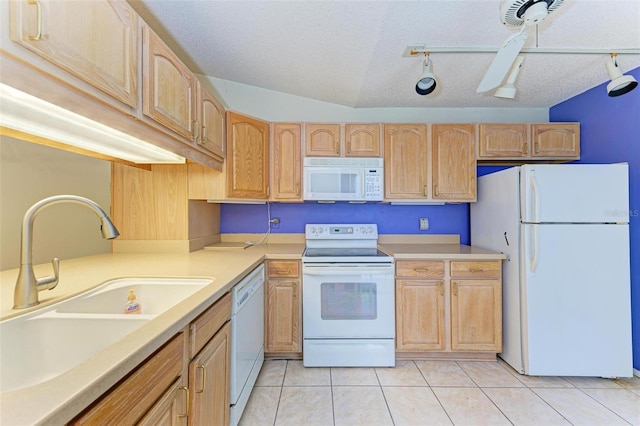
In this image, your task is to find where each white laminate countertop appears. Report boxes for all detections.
[378,243,507,260]
[0,244,303,426]
[0,240,503,425]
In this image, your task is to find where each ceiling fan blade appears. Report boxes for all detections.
[477,27,529,93]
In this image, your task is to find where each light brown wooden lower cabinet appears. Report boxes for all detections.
[189,321,231,426]
[68,293,232,425]
[265,260,302,357]
[138,378,188,426]
[395,259,502,358]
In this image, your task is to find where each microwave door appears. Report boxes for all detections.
[304,167,363,200]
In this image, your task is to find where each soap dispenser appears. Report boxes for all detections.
[123,288,141,314]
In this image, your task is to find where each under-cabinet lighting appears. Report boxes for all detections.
[0,83,185,164]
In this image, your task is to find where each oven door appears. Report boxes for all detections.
[302,263,395,338]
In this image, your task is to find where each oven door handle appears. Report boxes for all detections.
[302,266,393,275]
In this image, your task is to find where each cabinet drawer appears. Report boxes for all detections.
[450,261,501,278]
[396,260,445,278]
[71,333,184,425]
[268,261,300,278]
[190,292,231,358]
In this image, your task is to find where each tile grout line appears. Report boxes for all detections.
[376,365,396,426]
[413,360,457,426]
[574,387,634,425]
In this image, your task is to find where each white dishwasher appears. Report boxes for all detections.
[230,263,265,426]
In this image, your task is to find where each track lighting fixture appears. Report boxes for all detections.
[494,55,524,99]
[415,54,437,95]
[606,53,638,97]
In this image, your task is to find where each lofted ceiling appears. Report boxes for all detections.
[129,0,640,109]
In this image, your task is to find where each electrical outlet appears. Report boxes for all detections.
[419,218,429,231]
[270,218,280,229]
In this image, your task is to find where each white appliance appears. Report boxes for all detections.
[230,264,265,426]
[303,157,384,201]
[471,164,632,377]
[302,224,395,367]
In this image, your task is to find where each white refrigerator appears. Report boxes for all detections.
[471,164,632,377]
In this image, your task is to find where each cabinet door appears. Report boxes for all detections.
[345,124,380,157]
[396,280,445,351]
[70,333,184,425]
[265,279,301,353]
[383,124,428,199]
[478,124,528,158]
[451,280,502,352]
[138,378,188,426]
[143,26,196,140]
[272,124,302,201]
[531,123,580,158]
[305,124,340,156]
[431,124,476,201]
[190,321,231,426]
[197,85,225,159]
[226,112,270,199]
[9,0,138,108]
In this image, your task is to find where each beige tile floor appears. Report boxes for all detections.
[239,359,640,426]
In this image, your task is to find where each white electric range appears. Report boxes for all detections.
[301,224,395,367]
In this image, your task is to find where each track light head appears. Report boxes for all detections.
[606,54,638,97]
[415,54,437,95]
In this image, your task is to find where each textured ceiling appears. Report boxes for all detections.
[129,0,640,109]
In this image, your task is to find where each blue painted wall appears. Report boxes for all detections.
[550,67,640,370]
[221,203,470,244]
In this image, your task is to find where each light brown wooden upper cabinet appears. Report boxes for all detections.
[531,123,580,158]
[9,0,139,108]
[383,124,428,199]
[345,124,381,157]
[272,123,302,201]
[305,123,340,156]
[143,26,197,141]
[478,123,580,161]
[431,124,477,201]
[478,124,528,158]
[226,112,270,199]
[196,83,225,159]
[304,123,381,157]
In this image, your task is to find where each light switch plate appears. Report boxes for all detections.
[419,218,429,230]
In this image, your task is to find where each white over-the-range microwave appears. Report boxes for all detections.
[303,157,384,202]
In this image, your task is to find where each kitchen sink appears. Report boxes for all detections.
[0,277,213,393]
[1,314,147,392]
[55,278,213,315]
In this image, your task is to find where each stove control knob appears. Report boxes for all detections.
[318,227,323,233]
[359,226,366,234]
[367,226,374,234]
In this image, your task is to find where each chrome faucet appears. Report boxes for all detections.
[13,195,120,309]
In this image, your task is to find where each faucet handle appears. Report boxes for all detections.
[36,258,59,291]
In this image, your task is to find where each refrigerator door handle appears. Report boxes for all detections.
[530,225,539,273]
[530,173,540,223]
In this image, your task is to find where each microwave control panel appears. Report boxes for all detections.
[364,168,384,201]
